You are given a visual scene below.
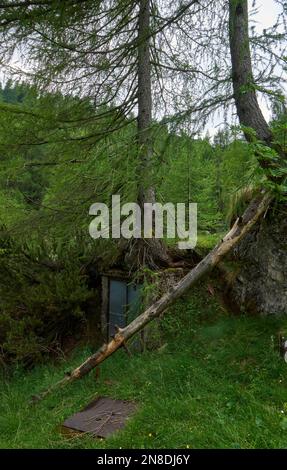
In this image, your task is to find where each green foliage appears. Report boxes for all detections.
[250,142,287,200]
[158,132,255,232]
[0,232,92,366]
[196,232,224,254]
[158,134,222,232]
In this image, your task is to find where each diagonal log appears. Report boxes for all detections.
[32,192,272,402]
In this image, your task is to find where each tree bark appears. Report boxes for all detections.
[137,0,153,206]
[125,0,171,269]
[32,193,272,402]
[229,0,272,144]
[229,0,286,170]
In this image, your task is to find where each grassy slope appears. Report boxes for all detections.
[0,281,287,449]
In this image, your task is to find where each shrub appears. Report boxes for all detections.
[0,231,93,367]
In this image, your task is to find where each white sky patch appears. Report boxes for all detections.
[250,0,282,31]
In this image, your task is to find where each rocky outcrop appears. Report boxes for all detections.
[229,206,287,316]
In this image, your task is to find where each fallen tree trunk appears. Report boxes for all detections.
[32,192,272,402]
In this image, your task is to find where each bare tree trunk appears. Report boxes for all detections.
[32,193,271,402]
[229,0,272,144]
[229,0,286,170]
[129,0,170,269]
[137,0,153,206]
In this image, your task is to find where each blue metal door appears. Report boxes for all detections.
[108,280,127,337]
[108,279,142,338]
[127,283,142,324]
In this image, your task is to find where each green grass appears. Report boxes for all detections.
[196,232,225,253]
[0,282,287,449]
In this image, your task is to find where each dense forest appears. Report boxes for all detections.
[0,0,286,451]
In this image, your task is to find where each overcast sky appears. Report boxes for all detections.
[250,0,283,30]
